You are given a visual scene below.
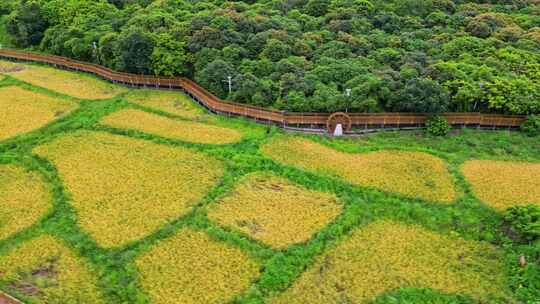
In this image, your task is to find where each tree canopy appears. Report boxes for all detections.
[2,0,540,114]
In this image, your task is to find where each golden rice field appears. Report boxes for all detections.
[135,228,259,304]
[1,60,538,304]
[0,86,75,141]
[0,165,50,240]
[272,220,513,304]
[0,236,104,303]
[101,108,243,145]
[4,63,125,99]
[33,131,224,247]
[262,137,457,203]
[207,173,342,248]
[0,60,23,73]
[461,160,540,209]
[124,89,204,119]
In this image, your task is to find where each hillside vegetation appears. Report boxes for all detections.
[1,0,540,113]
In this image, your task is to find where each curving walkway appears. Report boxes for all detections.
[0,48,525,133]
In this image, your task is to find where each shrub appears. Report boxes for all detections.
[521,115,540,137]
[504,205,540,243]
[425,115,451,136]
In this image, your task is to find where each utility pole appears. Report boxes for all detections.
[92,41,99,64]
[345,88,352,113]
[223,75,233,95]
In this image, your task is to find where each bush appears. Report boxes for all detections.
[504,205,540,243]
[521,115,540,136]
[425,115,451,136]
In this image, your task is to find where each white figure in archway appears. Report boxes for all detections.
[333,123,343,137]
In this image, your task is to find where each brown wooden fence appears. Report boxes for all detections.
[0,48,526,132]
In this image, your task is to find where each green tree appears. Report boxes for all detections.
[117,28,154,74]
[196,59,237,99]
[260,39,292,62]
[6,0,48,47]
[151,33,192,76]
[388,78,450,113]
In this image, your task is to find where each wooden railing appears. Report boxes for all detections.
[0,48,526,131]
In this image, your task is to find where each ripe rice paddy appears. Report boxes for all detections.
[124,89,203,119]
[0,86,75,140]
[1,62,539,304]
[0,236,104,303]
[101,109,243,144]
[135,228,259,304]
[0,165,50,240]
[33,131,224,247]
[461,160,540,209]
[0,60,23,73]
[262,137,457,203]
[4,63,125,99]
[207,173,342,248]
[272,220,513,304]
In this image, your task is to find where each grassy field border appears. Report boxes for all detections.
[0,63,538,303]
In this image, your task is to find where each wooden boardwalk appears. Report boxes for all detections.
[0,48,526,132]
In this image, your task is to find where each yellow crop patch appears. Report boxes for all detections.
[34,131,224,247]
[208,173,342,248]
[272,220,513,304]
[0,165,50,240]
[262,137,456,203]
[136,228,259,304]
[124,89,203,119]
[6,64,125,100]
[0,235,105,303]
[0,60,24,73]
[461,160,540,209]
[0,86,75,141]
[101,109,243,144]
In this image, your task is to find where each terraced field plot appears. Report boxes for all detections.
[4,63,125,99]
[0,86,75,141]
[0,165,50,240]
[262,137,457,203]
[0,62,538,304]
[124,89,204,119]
[0,236,104,303]
[208,173,342,248]
[136,228,259,304]
[101,108,243,144]
[0,60,23,73]
[33,131,224,247]
[272,220,513,304]
[461,160,540,209]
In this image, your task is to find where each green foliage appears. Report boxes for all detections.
[151,33,191,77]
[117,28,154,74]
[520,115,540,136]
[1,0,540,114]
[504,205,540,243]
[425,115,451,136]
[6,0,48,47]
[486,76,540,114]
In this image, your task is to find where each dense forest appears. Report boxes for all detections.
[1,0,540,114]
